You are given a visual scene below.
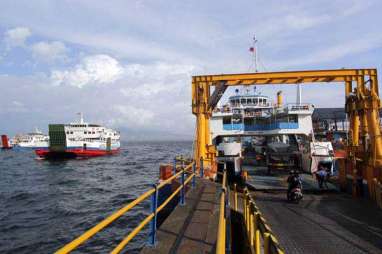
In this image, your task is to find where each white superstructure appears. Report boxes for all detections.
[210,88,314,139]
[15,128,49,149]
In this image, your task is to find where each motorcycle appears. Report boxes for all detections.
[287,187,303,203]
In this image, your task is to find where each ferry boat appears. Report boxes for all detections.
[35,114,120,158]
[13,128,49,149]
[211,86,334,175]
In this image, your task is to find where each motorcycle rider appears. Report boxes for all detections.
[287,170,302,200]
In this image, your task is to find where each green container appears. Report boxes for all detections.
[49,124,67,151]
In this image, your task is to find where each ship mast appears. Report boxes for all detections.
[77,112,84,124]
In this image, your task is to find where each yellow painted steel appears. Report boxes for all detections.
[111,213,155,254]
[242,188,284,254]
[254,212,261,254]
[216,188,226,254]
[234,183,238,212]
[157,185,183,212]
[264,232,270,254]
[277,91,282,108]
[55,187,155,254]
[192,68,382,198]
[216,170,227,254]
[113,172,195,254]
[57,162,195,254]
[157,169,183,189]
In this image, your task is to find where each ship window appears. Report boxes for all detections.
[241,98,246,104]
[70,131,73,134]
[253,98,258,105]
[247,98,252,104]
[84,131,87,134]
[223,116,231,124]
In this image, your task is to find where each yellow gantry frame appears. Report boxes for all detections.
[192,68,381,184]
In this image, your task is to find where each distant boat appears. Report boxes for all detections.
[1,134,12,149]
[35,113,120,159]
[14,128,49,149]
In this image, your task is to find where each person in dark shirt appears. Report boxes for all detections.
[287,170,302,197]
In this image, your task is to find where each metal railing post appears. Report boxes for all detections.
[149,184,158,246]
[173,158,177,175]
[249,201,254,248]
[200,157,204,178]
[264,232,270,254]
[192,162,196,188]
[180,168,185,205]
[254,212,260,254]
[234,183,238,212]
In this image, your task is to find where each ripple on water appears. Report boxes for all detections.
[0,141,192,254]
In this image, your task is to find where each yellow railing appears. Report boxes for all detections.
[242,188,284,254]
[56,161,196,254]
[216,170,227,254]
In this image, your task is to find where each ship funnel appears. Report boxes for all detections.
[1,135,10,149]
[277,91,283,107]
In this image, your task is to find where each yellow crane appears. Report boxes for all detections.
[192,68,381,198]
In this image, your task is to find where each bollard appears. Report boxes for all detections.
[180,168,185,205]
[192,162,196,188]
[200,157,204,178]
[173,158,177,175]
[149,184,158,246]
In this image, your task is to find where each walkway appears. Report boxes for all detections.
[141,178,220,254]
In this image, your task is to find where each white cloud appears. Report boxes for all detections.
[120,62,195,97]
[51,54,124,88]
[4,27,31,48]
[30,41,68,62]
[284,14,331,30]
[272,34,382,68]
[111,105,154,127]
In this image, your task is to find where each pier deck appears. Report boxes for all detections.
[244,166,382,253]
[141,178,220,254]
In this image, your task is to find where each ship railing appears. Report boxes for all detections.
[55,159,197,254]
[241,188,285,254]
[286,103,312,112]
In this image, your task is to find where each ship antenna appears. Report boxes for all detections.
[251,35,258,72]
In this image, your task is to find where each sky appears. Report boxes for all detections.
[0,0,382,140]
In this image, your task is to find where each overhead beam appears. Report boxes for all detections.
[193,68,377,84]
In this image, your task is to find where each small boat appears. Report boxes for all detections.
[35,113,120,159]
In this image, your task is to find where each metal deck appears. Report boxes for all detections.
[245,167,382,253]
[141,178,220,254]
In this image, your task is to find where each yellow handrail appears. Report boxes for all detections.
[216,170,227,254]
[56,161,195,254]
[111,173,195,253]
[55,188,155,254]
[243,188,284,254]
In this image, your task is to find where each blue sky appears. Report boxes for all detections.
[0,0,381,140]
